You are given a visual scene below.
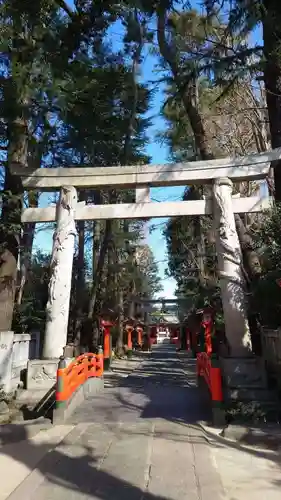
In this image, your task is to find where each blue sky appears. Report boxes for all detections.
[138,35,184,298]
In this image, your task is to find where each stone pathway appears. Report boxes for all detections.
[1,345,281,499]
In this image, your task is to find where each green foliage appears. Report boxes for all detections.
[226,401,267,424]
[251,203,281,328]
[13,251,50,333]
[164,184,217,310]
[133,245,163,299]
[254,204,281,271]
[5,0,281,339]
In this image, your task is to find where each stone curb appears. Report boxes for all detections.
[0,417,52,447]
[198,420,281,450]
[107,354,146,374]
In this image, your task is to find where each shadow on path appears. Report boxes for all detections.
[1,425,174,500]
[0,345,281,499]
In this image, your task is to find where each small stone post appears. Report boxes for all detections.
[213,178,251,356]
[43,186,77,359]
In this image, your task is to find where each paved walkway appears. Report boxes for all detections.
[1,345,281,499]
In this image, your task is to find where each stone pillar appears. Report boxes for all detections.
[213,178,251,356]
[43,186,77,359]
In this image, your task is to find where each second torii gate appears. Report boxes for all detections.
[11,148,279,361]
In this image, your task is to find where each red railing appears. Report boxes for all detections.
[197,352,223,404]
[56,352,103,407]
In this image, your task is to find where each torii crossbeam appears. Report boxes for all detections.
[11,148,279,360]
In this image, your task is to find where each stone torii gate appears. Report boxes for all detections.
[12,149,280,362]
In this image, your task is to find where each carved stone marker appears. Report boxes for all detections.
[11,333,31,390]
[27,359,57,390]
[0,331,14,392]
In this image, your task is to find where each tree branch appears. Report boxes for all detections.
[55,0,75,19]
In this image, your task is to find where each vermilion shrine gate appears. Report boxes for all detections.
[12,148,280,374]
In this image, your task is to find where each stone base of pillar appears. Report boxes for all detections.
[197,374,226,426]
[212,405,226,428]
[104,357,111,371]
[220,356,268,402]
[63,344,75,358]
[127,349,133,358]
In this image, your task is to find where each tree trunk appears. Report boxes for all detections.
[0,114,28,331]
[116,288,124,355]
[16,131,54,307]
[93,220,101,281]
[234,214,262,281]
[72,191,86,351]
[195,216,206,283]
[128,283,136,319]
[88,220,112,322]
[113,220,124,353]
[87,219,102,351]
[263,1,281,200]
[16,191,38,306]
[106,221,115,299]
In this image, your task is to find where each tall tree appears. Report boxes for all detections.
[0,0,118,331]
[0,0,60,330]
[202,0,281,198]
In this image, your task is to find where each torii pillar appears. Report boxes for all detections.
[213,178,251,356]
[43,186,77,359]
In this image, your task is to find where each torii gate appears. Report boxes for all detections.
[11,148,280,361]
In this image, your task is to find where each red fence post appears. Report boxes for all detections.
[101,319,112,370]
[56,356,66,410]
[210,366,223,403]
[126,325,133,358]
[210,356,225,426]
[196,351,225,426]
[96,346,104,377]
